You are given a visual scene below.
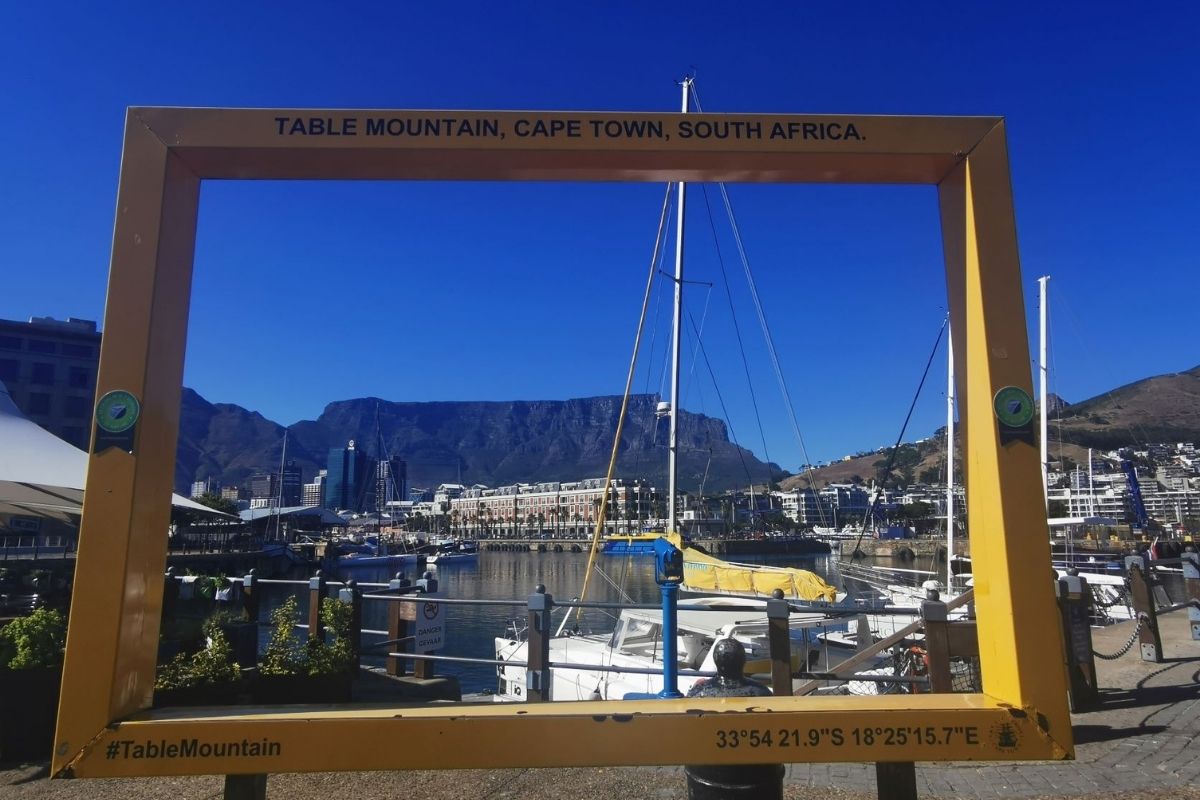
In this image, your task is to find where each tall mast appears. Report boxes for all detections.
[1038,275,1050,508]
[667,77,690,535]
[945,327,955,591]
[273,429,288,541]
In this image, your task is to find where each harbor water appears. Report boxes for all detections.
[258,549,868,694]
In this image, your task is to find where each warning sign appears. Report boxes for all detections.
[414,600,444,653]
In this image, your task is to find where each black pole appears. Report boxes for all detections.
[684,639,783,800]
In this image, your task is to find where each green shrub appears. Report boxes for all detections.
[154,615,241,690]
[307,597,354,677]
[259,595,354,677]
[0,608,66,670]
[260,596,305,676]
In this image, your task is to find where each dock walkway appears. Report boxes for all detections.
[2,610,1196,799]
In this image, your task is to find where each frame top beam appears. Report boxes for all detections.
[133,107,999,183]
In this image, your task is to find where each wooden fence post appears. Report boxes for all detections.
[386,573,411,677]
[241,570,258,624]
[339,579,363,670]
[162,567,179,619]
[766,589,792,696]
[921,593,953,694]
[308,570,327,644]
[526,584,552,702]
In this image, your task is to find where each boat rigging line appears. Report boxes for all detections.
[699,182,776,492]
[689,81,823,514]
[571,180,675,627]
[684,309,760,493]
[849,315,949,557]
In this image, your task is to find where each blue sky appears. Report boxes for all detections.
[2,3,1197,470]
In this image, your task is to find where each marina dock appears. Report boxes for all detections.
[4,607,1196,799]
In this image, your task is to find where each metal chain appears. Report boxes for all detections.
[1092,614,1146,661]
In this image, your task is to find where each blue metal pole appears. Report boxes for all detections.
[659,582,682,698]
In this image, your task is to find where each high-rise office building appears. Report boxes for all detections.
[281,462,303,507]
[325,440,374,512]
[249,472,276,502]
[376,457,407,512]
[302,470,326,508]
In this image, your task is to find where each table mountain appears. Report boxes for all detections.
[175,390,783,494]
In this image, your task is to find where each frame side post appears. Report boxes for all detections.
[938,123,1072,750]
[55,115,199,773]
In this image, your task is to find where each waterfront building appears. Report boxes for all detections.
[325,440,374,513]
[281,462,302,507]
[775,487,833,525]
[451,477,655,537]
[818,483,871,524]
[302,470,326,508]
[0,316,101,450]
[1156,465,1190,492]
[248,472,277,506]
[375,458,407,511]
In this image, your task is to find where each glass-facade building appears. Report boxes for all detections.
[325,441,372,512]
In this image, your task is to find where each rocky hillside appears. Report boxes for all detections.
[780,368,1200,491]
[1051,366,1200,450]
[175,391,783,494]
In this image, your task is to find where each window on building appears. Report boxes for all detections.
[68,367,90,389]
[0,335,21,350]
[64,395,90,419]
[0,359,17,381]
[28,340,56,354]
[31,362,54,385]
[62,427,86,447]
[62,343,93,358]
[28,393,51,414]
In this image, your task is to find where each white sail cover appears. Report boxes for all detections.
[0,379,225,515]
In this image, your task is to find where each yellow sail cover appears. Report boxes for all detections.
[674,538,838,602]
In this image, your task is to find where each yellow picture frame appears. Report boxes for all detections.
[54,108,1070,777]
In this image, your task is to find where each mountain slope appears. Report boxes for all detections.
[175,392,782,494]
[1051,366,1200,450]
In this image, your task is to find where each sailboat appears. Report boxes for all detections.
[493,80,848,701]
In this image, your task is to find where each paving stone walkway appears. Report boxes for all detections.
[781,609,1200,798]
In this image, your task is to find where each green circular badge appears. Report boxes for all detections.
[95,390,141,434]
[993,386,1034,427]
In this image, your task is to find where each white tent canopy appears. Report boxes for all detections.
[0,379,227,516]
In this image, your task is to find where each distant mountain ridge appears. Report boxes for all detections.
[177,366,1200,495]
[175,390,783,494]
[779,365,1200,490]
[1051,365,1200,450]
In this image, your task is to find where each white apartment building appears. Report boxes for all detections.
[774,488,833,525]
[302,470,326,508]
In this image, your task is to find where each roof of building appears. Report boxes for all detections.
[239,505,347,526]
[0,379,230,517]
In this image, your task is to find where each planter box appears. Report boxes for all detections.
[252,673,352,705]
[217,622,259,669]
[153,681,245,708]
[0,667,61,763]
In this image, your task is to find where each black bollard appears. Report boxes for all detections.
[684,639,784,800]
